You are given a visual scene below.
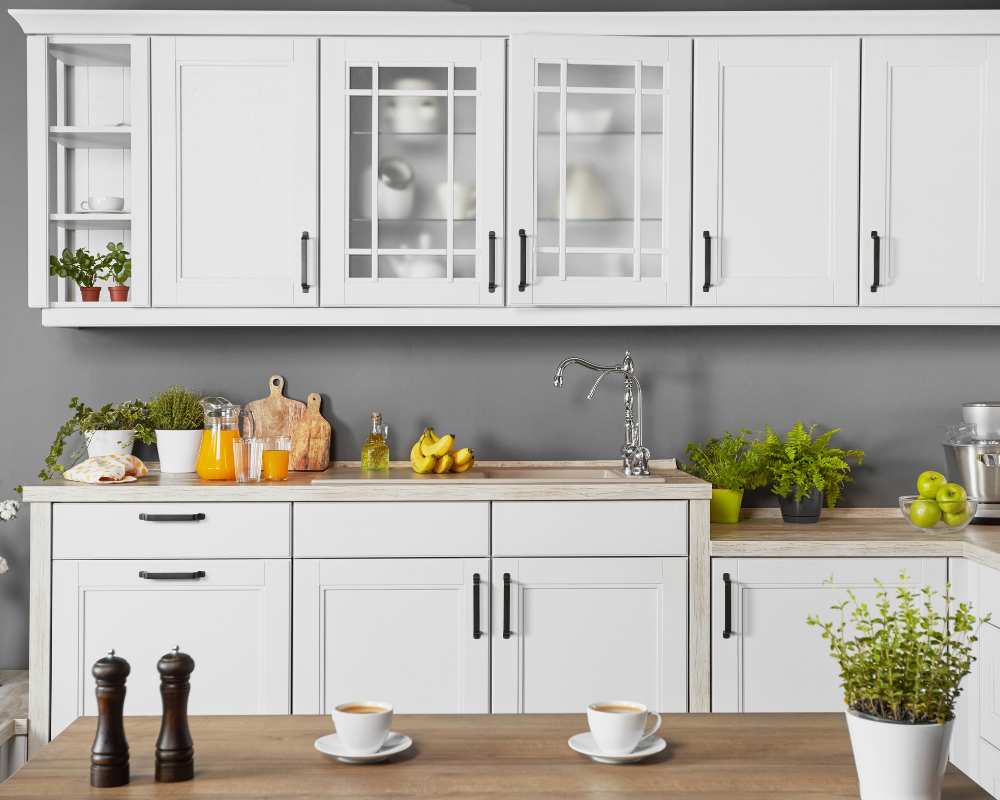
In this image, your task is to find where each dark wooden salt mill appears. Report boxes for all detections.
[155,646,195,782]
[90,650,130,788]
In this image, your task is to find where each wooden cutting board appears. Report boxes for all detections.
[290,393,333,471]
[244,375,306,441]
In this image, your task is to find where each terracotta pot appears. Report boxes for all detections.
[79,286,102,302]
[108,285,130,302]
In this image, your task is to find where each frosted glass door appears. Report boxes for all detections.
[508,36,691,306]
[321,39,504,307]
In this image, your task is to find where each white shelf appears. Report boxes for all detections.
[48,126,131,149]
[50,213,131,226]
[48,42,130,67]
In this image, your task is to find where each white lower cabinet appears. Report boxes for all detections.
[51,559,291,738]
[491,557,687,713]
[711,557,947,712]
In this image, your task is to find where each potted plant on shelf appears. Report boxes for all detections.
[752,421,864,523]
[808,577,985,800]
[41,397,154,481]
[148,386,204,474]
[99,241,131,302]
[682,430,766,523]
[48,247,102,302]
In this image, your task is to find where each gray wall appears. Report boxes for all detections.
[2,0,999,669]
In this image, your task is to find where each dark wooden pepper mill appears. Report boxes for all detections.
[90,650,130,788]
[155,646,195,782]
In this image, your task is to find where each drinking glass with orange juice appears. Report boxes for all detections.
[262,436,291,481]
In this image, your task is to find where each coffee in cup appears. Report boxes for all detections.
[332,701,393,755]
[587,701,661,755]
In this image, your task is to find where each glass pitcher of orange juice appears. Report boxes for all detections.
[195,397,242,480]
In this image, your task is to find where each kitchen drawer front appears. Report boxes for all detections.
[294,502,489,558]
[53,503,290,559]
[492,501,687,557]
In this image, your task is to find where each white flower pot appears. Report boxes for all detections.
[846,710,954,800]
[86,429,135,459]
[155,429,203,474]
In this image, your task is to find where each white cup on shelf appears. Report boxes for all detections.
[80,195,125,213]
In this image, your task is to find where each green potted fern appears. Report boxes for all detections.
[682,430,766,523]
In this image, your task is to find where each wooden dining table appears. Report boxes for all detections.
[0,713,989,798]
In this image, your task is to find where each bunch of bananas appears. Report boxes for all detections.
[409,428,476,475]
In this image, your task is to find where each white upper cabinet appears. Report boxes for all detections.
[507,36,692,307]
[321,39,505,307]
[861,38,1000,306]
[151,37,318,307]
[693,38,860,307]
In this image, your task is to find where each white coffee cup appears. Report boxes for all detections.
[331,701,393,755]
[80,195,125,213]
[586,701,661,756]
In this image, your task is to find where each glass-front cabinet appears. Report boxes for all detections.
[321,39,505,307]
[507,36,692,307]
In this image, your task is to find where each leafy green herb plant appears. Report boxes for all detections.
[808,576,986,724]
[148,386,203,431]
[752,421,864,507]
[99,241,131,286]
[49,247,101,288]
[682,430,767,492]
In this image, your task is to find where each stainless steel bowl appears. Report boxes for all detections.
[962,402,1000,439]
[944,441,1000,502]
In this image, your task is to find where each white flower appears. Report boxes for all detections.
[0,557,6,575]
[0,500,20,522]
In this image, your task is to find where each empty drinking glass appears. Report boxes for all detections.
[233,438,263,483]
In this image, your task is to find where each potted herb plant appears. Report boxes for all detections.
[41,397,154,481]
[100,241,131,302]
[49,247,102,302]
[752,421,864,523]
[148,386,204,473]
[808,577,985,800]
[682,430,766,523]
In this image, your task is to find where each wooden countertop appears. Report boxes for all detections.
[1,713,985,798]
[0,670,28,746]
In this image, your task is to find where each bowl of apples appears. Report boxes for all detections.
[899,470,977,533]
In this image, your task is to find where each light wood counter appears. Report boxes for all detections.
[1,713,986,798]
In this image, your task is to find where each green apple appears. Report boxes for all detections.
[917,470,948,500]
[943,508,972,528]
[935,482,968,514]
[910,498,943,529]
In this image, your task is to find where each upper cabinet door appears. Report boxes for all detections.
[693,38,860,307]
[151,37,318,307]
[861,38,1000,306]
[321,38,505,307]
[507,36,692,307]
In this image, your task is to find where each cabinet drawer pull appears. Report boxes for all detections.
[502,572,512,639]
[138,571,206,581]
[869,231,881,293]
[301,231,311,293]
[518,229,528,292]
[702,230,712,292]
[138,513,206,523]
[488,231,497,294]
[472,573,483,640]
[722,572,733,639]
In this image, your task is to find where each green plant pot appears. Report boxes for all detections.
[710,488,744,524]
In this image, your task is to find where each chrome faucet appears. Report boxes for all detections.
[552,350,651,476]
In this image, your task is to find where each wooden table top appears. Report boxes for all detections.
[0,713,987,799]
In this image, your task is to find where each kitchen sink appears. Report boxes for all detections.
[310,466,666,484]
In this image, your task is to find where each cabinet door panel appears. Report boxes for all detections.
[151,37,317,307]
[693,38,859,306]
[492,557,687,713]
[980,622,1000,751]
[861,38,1000,306]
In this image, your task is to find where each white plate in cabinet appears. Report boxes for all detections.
[491,557,687,713]
[151,37,318,307]
[293,558,489,714]
[711,558,947,713]
[294,502,488,558]
[693,37,860,306]
[52,503,290,559]
[492,501,687,557]
[51,559,291,738]
[861,38,1000,306]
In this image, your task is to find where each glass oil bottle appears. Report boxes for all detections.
[360,412,390,472]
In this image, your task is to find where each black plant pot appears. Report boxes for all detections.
[779,489,823,524]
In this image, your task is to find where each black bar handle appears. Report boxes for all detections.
[517,229,527,292]
[702,230,712,292]
[722,572,733,639]
[869,230,880,293]
[502,573,512,639]
[472,573,483,639]
[488,231,497,294]
[138,513,206,523]
[139,571,206,581]
[301,231,310,293]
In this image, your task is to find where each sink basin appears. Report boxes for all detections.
[310,466,666,484]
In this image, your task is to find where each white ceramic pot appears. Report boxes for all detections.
[846,710,954,800]
[86,429,135,459]
[155,429,203,474]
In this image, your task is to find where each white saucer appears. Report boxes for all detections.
[314,731,412,764]
[568,731,667,764]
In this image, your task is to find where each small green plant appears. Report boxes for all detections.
[752,421,864,507]
[41,397,154,481]
[808,575,987,724]
[49,247,101,288]
[682,430,767,492]
[99,241,131,286]
[148,386,203,431]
